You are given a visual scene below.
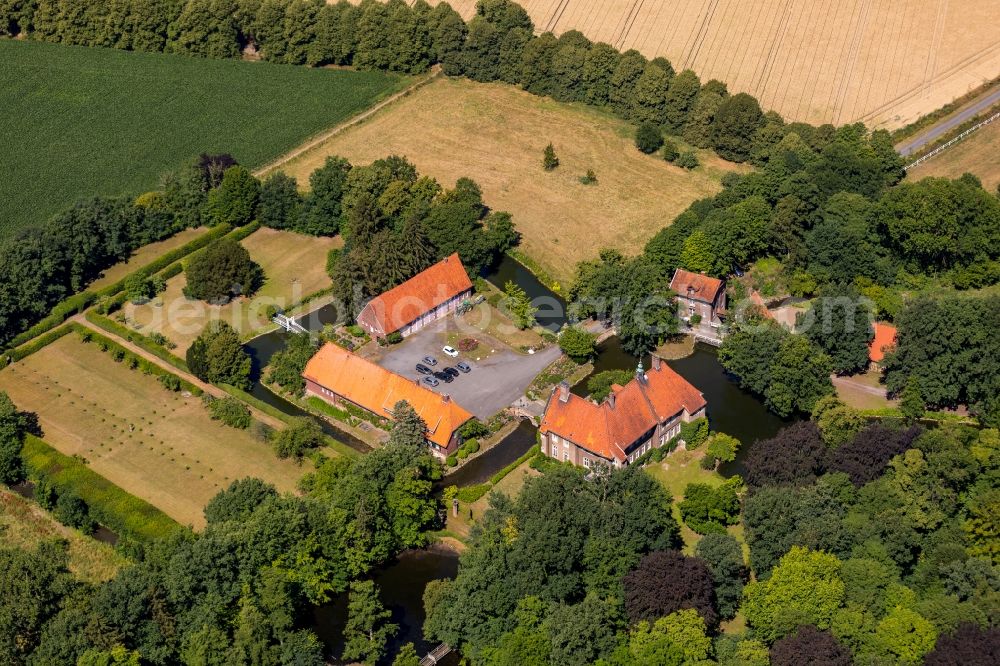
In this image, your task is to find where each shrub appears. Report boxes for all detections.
[347,325,365,338]
[456,448,470,460]
[456,484,491,504]
[661,140,680,162]
[386,331,403,344]
[463,439,480,455]
[542,143,559,170]
[460,420,490,440]
[457,337,479,352]
[578,169,597,185]
[635,122,664,153]
[689,313,703,326]
[158,374,181,392]
[207,396,251,429]
[680,418,710,448]
[445,455,458,467]
[676,151,700,169]
[271,418,323,460]
[54,490,96,533]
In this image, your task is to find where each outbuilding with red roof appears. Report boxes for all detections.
[357,253,473,339]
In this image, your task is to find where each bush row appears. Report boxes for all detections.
[22,434,180,542]
[1,325,75,369]
[453,444,541,504]
[84,311,189,373]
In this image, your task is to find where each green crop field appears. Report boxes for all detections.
[0,39,406,235]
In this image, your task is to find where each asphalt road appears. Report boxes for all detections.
[896,85,1000,156]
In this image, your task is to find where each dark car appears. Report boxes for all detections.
[422,376,440,387]
[415,363,433,375]
[434,371,454,383]
[422,356,438,366]
[456,361,472,373]
[443,367,460,378]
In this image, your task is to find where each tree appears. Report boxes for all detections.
[963,487,1000,565]
[800,285,873,374]
[770,625,852,666]
[183,237,262,303]
[187,321,252,389]
[826,424,921,486]
[635,121,664,154]
[302,155,351,235]
[392,642,420,666]
[77,645,141,666]
[675,151,699,170]
[167,0,241,59]
[54,490,95,532]
[342,580,398,665]
[812,396,866,447]
[503,280,536,329]
[390,400,427,448]
[266,332,318,396]
[679,476,741,534]
[695,533,746,620]
[678,229,716,274]
[704,433,741,467]
[899,375,925,421]
[871,606,936,665]
[0,392,31,485]
[206,165,260,226]
[663,69,701,132]
[272,417,324,460]
[765,334,834,417]
[924,622,1000,666]
[542,143,559,170]
[257,171,301,230]
[558,326,596,361]
[711,93,763,162]
[623,550,719,630]
[614,609,712,666]
[545,595,620,666]
[743,421,826,488]
[743,546,845,643]
[205,478,278,524]
[586,369,634,402]
[123,273,153,304]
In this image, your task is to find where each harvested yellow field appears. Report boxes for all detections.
[908,119,1000,191]
[0,335,307,527]
[123,227,339,352]
[410,0,1000,129]
[271,77,743,286]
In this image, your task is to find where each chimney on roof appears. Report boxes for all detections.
[607,390,616,409]
[558,381,570,403]
[651,355,661,371]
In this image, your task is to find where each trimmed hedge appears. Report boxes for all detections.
[453,445,541,505]
[22,434,180,542]
[2,325,75,369]
[4,292,96,351]
[489,445,540,486]
[84,311,188,373]
[455,483,491,504]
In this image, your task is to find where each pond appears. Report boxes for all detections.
[313,547,461,664]
[443,420,537,488]
[485,255,567,331]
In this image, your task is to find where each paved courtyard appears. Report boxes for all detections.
[364,318,560,420]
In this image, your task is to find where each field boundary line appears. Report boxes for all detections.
[254,65,442,178]
[903,109,1000,170]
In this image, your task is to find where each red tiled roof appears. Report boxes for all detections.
[539,361,706,463]
[303,343,473,448]
[749,289,775,319]
[670,269,724,304]
[358,253,473,336]
[869,322,897,363]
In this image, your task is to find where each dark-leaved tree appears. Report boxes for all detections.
[923,622,1000,666]
[743,421,826,488]
[623,550,719,630]
[769,625,852,666]
[826,424,922,486]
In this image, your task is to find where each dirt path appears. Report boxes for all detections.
[896,83,1000,156]
[831,374,888,398]
[71,316,288,432]
[254,65,443,178]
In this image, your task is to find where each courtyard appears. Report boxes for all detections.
[363,317,560,420]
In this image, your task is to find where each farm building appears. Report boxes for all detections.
[671,268,726,326]
[357,253,473,339]
[303,343,473,457]
[539,356,707,469]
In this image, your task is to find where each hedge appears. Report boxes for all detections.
[84,311,188,373]
[489,445,540,486]
[453,445,541,505]
[2,325,75,369]
[455,483,491,504]
[4,292,96,351]
[73,324,202,396]
[22,435,180,542]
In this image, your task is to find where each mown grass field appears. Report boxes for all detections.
[0,486,127,582]
[0,335,307,528]
[123,227,339,352]
[0,39,406,236]
[908,118,1000,191]
[274,77,743,286]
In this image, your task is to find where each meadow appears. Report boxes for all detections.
[272,77,743,286]
[0,39,406,235]
[0,335,308,528]
[908,119,1000,191]
[417,0,1000,128]
[123,227,339,352]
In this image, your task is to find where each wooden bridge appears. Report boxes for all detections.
[419,643,452,665]
[272,313,308,334]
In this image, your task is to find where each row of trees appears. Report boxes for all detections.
[0,393,443,664]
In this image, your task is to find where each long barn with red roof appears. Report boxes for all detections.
[539,355,707,469]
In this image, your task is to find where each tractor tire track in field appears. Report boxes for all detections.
[254,65,442,178]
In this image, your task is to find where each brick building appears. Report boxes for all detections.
[539,356,707,469]
[303,343,473,457]
[670,268,726,326]
[356,253,473,340]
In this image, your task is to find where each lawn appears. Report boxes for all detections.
[271,77,746,286]
[0,335,307,528]
[908,116,1000,191]
[122,227,339,352]
[89,226,210,291]
[0,39,406,235]
[446,459,540,540]
[0,486,126,583]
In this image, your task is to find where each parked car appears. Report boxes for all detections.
[422,356,438,366]
[456,361,472,373]
[434,371,454,383]
[443,367,460,378]
[442,345,459,357]
[422,376,440,387]
[415,363,433,375]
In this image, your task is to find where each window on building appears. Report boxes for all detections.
[582,457,591,468]
[563,451,569,461]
